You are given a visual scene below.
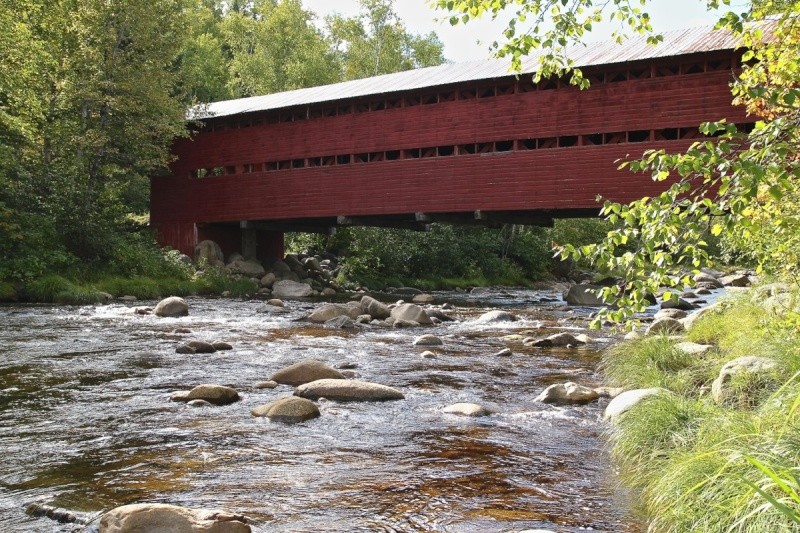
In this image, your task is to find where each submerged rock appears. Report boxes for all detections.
[475,310,518,323]
[154,296,188,317]
[171,384,240,406]
[529,332,585,348]
[442,402,492,417]
[270,359,344,386]
[99,503,250,533]
[251,397,320,423]
[295,379,404,402]
[413,334,443,346]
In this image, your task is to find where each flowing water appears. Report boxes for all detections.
[0,289,642,532]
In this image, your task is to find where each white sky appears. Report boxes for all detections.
[302,0,751,63]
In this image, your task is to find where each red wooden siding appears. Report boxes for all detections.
[151,51,748,255]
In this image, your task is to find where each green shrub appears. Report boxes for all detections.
[0,281,16,301]
[26,275,76,302]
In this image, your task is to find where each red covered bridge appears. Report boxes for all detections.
[151,25,750,262]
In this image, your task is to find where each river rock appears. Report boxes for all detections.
[267,298,284,307]
[680,302,724,331]
[260,272,277,288]
[175,345,196,354]
[325,316,356,329]
[295,379,404,401]
[228,259,265,278]
[425,309,455,322]
[603,388,666,422]
[271,280,313,299]
[623,330,642,341]
[194,240,224,267]
[308,303,361,323]
[212,341,233,351]
[360,295,390,319]
[413,334,443,346]
[646,318,685,335]
[99,503,250,533]
[693,272,723,288]
[185,340,215,354]
[420,350,437,359]
[493,348,512,357]
[594,386,626,398]
[564,284,604,306]
[535,382,599,404]
[412,293,434,304]
[442,402,492,417]
[251,397,320,423]
[390,303,433,325]
[720,273,751,287]
[711,356,778,404]
[184,384,240,405]
[254,380,278,389]
[660,295,695,311]
[654,308,687,320]
[475,310,518,323]
[321,287,337,296]
[529,332,585,348]
[675,341,713,355]
[187,399,212,407]
[270,359,344,386]
[154,296,189,317]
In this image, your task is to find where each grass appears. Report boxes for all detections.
[606,289,800,532]
[0,281,16,301]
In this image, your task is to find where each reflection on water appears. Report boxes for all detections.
[0,290,641,532]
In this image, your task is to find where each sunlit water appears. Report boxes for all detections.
[0,289,643,532]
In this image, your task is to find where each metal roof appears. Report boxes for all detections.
[196,23,745,120]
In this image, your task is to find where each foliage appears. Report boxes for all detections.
[604,293,800,531]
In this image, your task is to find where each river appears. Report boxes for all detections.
[0,288,641,532]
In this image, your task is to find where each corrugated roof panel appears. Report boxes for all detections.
[196,23,753,120]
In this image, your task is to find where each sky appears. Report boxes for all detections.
[302,0,751,64]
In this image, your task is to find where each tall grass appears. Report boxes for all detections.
[607,290,800,531]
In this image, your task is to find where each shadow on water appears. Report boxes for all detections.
[0,292,644,532]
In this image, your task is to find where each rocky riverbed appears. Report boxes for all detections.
[0,280,744,532]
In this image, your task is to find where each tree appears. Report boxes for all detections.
[434,0,800,325]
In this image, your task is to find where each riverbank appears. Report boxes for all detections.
[603,283,800,531]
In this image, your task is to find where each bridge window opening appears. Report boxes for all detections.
[459,88,477,99]
[265,162,278,171]
[629,67,650,79]
[655,64,679,77]
[458,143,476,154]
[291,159,305,168]
[290,110,305,121]
[538,137,558,148]
[265,114,279,124]
[628,130,650,143]
[655,128,679,140]
[678,127,702,140]
[209,166,224,176]
[496,84,514,96]
[539,78,559,90]
[477,86,496,98]
[370,100,386,111]
[495,140,514,152]
[323,107,337,117]
[355,153,370,163]
[337,104,353,115]
[682,62,705,75]
[355,102,370,113]
[420,147,437,158]
[309,108,324,119]
[405,94,422,106]
[278,112,293,123]
[242,164,254,173]
[476,142,494,153]
[437,145,454,156]
[307,157,323,167]
[585,73,604,86]
[322,156,337,166]
[191,168,208,178]
[251,117,264,127]
[385,150,401,160]
[225,165,236,175]
[707,58,732,71]
[421,93,438,105]
[386,98,403,109]
[278,160,292,170]
[558,136,578,147]
[519,138,536,150]
[518,80,537,93]
[368,151,384,162]
[584,133,603,145]
[403,148,421,158]
[739,122,756,134]
[439,91,456,102]
[239,119,252,128]
[605,71,627,83]
[210,122,225,132]
[337,154,351,164]
[226,120,239,129]
[604,132,627,144]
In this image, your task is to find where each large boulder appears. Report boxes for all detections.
[660,295,695,311]
[271,280,313,299]
[154,296,189,317]
[360,295,390,319]
[563,284,605,306]
[534,382,599,404]
[654,308,687,320]
[720,273,751,287]
[307,303,361,323]
[603,388,666,422]
[390,303,433,325]
[270,359,344,386]
[475,310,518,323]
[194,240,224,267]
[646,317,685,335]
[711,356,778,404]
[295,379,404,402]
[99,503,250,533]
[251,397,320,423]
[693,272,723,288]
[228,259,265,278]
[674,342,713,356]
